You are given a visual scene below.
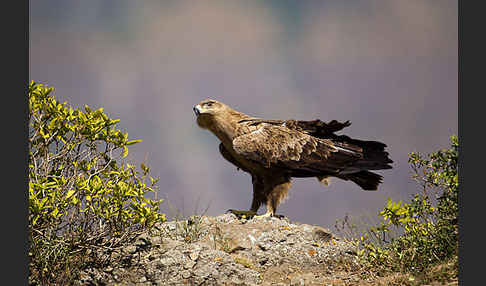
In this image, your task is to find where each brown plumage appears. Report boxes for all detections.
[193,99,393,217]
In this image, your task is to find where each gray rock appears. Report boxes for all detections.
[135,233,152,248]
[181,270,191,279]
[189,250,199,261]
[313,226,333,242]
[124,245,137,254]
[290,277,305,286]
[184,260,196,269]
[75,214,359,286]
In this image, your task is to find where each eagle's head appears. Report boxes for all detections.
[193,99,228,129]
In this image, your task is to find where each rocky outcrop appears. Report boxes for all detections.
[75,213,363,286]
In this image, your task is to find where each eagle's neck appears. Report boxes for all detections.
[210,110,250,146]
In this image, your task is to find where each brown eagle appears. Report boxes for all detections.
[193,99,393,218]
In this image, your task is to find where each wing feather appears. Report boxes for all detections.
[238,118,351,136]
[219,143,250,172]
[232,122,361,171]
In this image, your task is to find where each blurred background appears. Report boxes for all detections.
[30,0,457,227]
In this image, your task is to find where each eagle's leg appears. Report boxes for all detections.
[250,175,265,212]
[255,178,291,219]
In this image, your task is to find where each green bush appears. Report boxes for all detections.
[356,136,458,275]
[28,81,166,285]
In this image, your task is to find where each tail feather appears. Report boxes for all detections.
[338,171,383,191]
[335,140,393,172]
[332,135,393,170]
[352,160,393,171]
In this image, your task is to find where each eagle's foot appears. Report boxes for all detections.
[253,212,273,219]
[226,209,257,219]
[253,212,286,220]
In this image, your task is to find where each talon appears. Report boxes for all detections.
[254,212,273,219]
[254,212,286,220]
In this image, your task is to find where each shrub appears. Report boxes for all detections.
[28,81,166,285]
[355,136,458,275]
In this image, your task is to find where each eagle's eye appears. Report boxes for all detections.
[205,102,213,107]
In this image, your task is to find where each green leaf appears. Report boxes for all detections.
[51,208,60,218]
[66,189,76,198]
[126,139,142,146]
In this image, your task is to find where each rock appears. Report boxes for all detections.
[74,214,359,286]
[77,271,92,285]
[290,276,305,286]
[184,260,196,269]
[135,233,152,248]
[189,250,199,261]
[313,226,333,243]
[302,225,313,233]
[193,264,212,279]
[181,270,191,279]
[124,245,137,254]
[226,236,250,253]
[257,242,270,251]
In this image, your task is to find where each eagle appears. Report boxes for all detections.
[193,99,393,218]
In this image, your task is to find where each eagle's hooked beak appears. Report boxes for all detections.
[193,105,201,116]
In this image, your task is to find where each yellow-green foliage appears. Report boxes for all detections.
[28,81,166,284]
[356,136,458,275]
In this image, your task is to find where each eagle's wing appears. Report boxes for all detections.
[238,118,351,136]
[238,118,385,156]
[219,143,251,172]
[232,122,362,173]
